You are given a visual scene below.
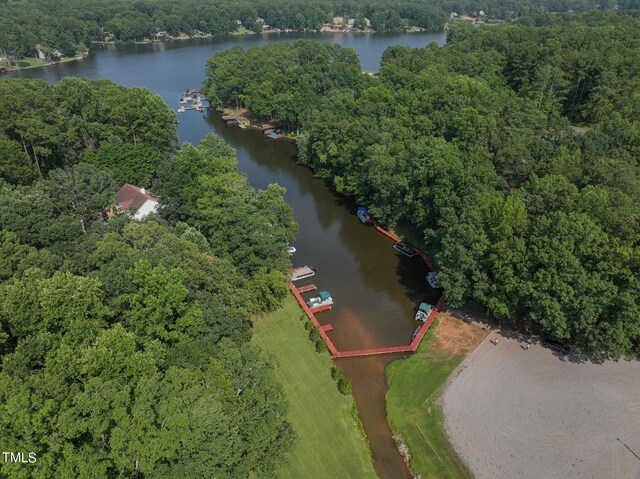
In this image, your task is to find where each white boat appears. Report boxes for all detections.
[287,245,296,255]
[290,266,316,281]
[177,106,185,113]
[357,206,371,223]
[415,302,434,322]
[307,291,333,308]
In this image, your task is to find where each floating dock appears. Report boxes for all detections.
[309,304,332,314]
[290,266,316,282]
[296,284,317,293]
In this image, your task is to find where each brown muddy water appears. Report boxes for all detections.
[12,31,446,479]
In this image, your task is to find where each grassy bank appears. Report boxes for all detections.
[1,56,76,71]
[386,316,482,479]
[252,296,376,479]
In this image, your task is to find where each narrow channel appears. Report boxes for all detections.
[10,31,446,479]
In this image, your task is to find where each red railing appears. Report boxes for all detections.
[289,214,445,358]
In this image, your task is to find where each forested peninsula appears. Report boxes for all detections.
[204,13,640,358]
[1,0,632,64]
[0,77,298,477]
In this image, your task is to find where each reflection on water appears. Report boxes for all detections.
[11,31,447,479]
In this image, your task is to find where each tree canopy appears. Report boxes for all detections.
[0,78,297,477]
[205,15,640,358]
[1,0,626,60]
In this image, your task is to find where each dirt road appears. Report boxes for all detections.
[443,334,640,479]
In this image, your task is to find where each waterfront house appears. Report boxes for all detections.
[115,183,159,220]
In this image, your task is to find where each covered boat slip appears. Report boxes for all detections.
[290,265,316,281]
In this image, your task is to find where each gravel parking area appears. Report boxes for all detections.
[443,333,640,479]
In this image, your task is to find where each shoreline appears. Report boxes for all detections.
[3,28,443,74]
[0,55,79,73]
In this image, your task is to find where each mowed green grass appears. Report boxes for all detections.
[385,319,472,479]
[252,296,377,479]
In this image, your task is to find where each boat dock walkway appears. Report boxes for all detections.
[289,215,445,358]
[290,283,339,356]
[296,284,317,293]
[309,304,332,314]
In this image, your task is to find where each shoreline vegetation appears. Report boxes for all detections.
[251,296,377,479]
[203,17,640,359]
[1,27,433,73]
[0,78,299,478]
[385,315,487,478]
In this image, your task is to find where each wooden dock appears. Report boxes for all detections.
[287,214,444,358]
[309,304,332,314]
[296,284,317,293]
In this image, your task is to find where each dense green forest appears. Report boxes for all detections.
[204,13,640,358]
[1,0,631,59]
[0,78,297,477]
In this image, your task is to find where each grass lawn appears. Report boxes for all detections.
[4,57,76,70]
[385,318,474,479]
[252,296,377,479]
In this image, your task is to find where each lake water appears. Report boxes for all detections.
[10,30,447,479]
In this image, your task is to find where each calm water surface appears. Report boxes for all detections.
[11,31,446,479]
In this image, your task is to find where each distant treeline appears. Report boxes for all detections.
[0,0,632,58]
[204,12,640,358]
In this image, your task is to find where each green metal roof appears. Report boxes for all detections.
[419,302,433,312]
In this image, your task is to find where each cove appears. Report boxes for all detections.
[10,30,446,479]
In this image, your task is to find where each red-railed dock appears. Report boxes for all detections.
[309,304,332,313]
[289,213,445,358]
[290,283,339,356]
[296,284,317,293]
[371,217,435,270]
[290,287,446,358]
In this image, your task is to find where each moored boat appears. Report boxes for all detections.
[426,271,441,288]
[393,241,417,257]
[415,302,434,322]
[287,245,296,255]
[356,206,371,223]
[307,291,333,308]
[411,325,421,340]
[290,265,316,281]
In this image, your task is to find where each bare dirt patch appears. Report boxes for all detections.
[443,334,640,479]
[430,313,488,358]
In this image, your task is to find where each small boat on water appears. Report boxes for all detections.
[356,206,371,224]
[290,265,316,281]
[393,241,417,258]
[177,106,185,113]
[287,245,296,255]
[426,271,441,288]
[415,302,434,322]
[307,291,333,309]
[411,325,421,341]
